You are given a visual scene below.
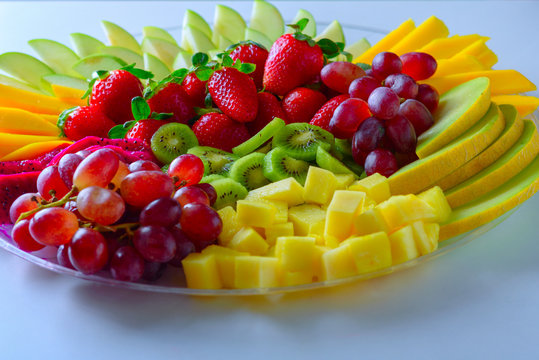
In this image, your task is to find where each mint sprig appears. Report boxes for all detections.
[108,97,171,139]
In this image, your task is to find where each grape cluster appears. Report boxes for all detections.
[320,51,439,177]
[9,150,221,283]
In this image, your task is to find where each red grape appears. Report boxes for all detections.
[110,161,131,191]
[110,246,145,282]
[399,99,434,136]
[179,203,222,248]
[328,98,371,139]
[128,160,161,173]
[192,183,217,206]
[9,192,43,223]
[142,261,167,281]
[384,73,418,99]
[77,186,125,225]
[73,148,119,190]
[395,151,419,168]
[371,52,402,80]
[367,87,400,120]
[37,166,70,201]
[29,207,79,246]
[58,153,83,188]
[11,219,45,252]
[416,84,439,113]
[364,149,398,177]
[348,76,380,101]
[320,61,366,94]
[400,52,437,81]
[139,197,182,227]
[68,228,109,274]
[57,244,74,269]
[120,170,174,208]
[168,226,196,267]
[167,154,204,187]
[351,117,386,165]
[173,186,210,207]
[386,115,417,153]
[76,149,91,158]
[133,225,177,263]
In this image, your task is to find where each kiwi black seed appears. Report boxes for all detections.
[187,146,238,175]
[229,152,270,191]
[272,123,334,161]
[262,147,310,186]
[211,178,248,210]
[150,123,199,164]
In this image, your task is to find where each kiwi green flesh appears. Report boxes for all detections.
[200,174,227,184]
[263,147,309,186]
[334,138,353,158]
[272,123,334,161]
[187,146,238,175]
[211,178,248,210]
[316,146,358,177]
[229,152,269,191]
[150,123,199,164]
[232,117,286,157]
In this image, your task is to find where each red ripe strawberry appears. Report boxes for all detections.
[89,69,144,124]
[208,67,258,123]
[263,34,324,96]
[147,82,196,124]
[182,72,207,107]
[310,94,350,131]
[192,113,250,152]
[125,119,170,145]
[282,87,326,124]
[229,42,269,89]
[247,92,287,135]
[61,106,116,141]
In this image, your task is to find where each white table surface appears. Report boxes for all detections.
[1,1,538,359]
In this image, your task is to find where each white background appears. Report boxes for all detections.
[0,1,538,359]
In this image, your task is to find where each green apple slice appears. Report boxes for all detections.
[336,38,371,61]
[244,28,273,50]
[28,39,81,77]
[172,50,193,69]
[43,74,88,91]
[0,52,54,92]
[213,34,234,50]
[70,33,105,58]
[286,9,316,37]
[213,4,246,44]
[72,54,127,79]
[99,46,144,68]
[142,26,177,45]
[183,9,212,39]
[182,25,215,53]
[101,20,142,55]
[143,53,170,81]
[250,0,284,42]
[315,20,345,43]
[0,74,46,94]
[142,37,181,69]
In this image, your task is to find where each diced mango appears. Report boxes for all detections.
[321,243,357,281]
[201,245,248,289]
[417,186,452,223]
[288,204,326,236]
[182,253,222,289]
[275,236,316,273]
[281,270,313,286]
[324,190,367,240]
[377,194,437,231]
[390,16,449,55]
[388,225,420,265]
[353,207,390,236]
[410,221,439,256]
[245,177,305,206]
[312,245,329,280]
[228,227,269,256]
[303,166,338,205]
[418,34,485,60]
[260,199,288,224]
[217,206,241,246]
[265,222,294,246]
[335,174,355,189]
[236,200,276,228]
[348,173,391,203]
[344,232,392,274]
[234,256,280,289]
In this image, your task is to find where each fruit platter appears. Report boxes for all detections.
[0,0,538,296]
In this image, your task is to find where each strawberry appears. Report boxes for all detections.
[247,92,287,135]
[147,82,196,124]
[89,69,144,124]
[229,41,269,89]
[207,67,258,123]
[58,106,116,141]
[263,34,324,96]
[282,87,326,124]
[125,119,170,145]
[310,94,350,131]
[182,72,207,107]
[192,113,250,152]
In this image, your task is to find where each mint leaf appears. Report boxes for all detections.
[56,107,78,137]
[296,18,309,32]
[131,96,151,121]
[170,68,189,79]
[317,38,339,57]
[222,54,234,67]
[108,124,129,139]
[192,52,209,67]
[239,63,256,74]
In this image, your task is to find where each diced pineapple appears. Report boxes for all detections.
[236,200,276,228]
[335,174,355,189]
[265,222,294,246]
[201,245,248,289]
[275,236,316,273]
[182,253,222,289]
[281,270,313,286]
[228,227,269,255]
[288,204,326,236]
[377,194,437,232]
[217,206,241,246]
[321,243,358,281]
[417,186,452,223]
[245,177,305,206]
[260,199,288,224]
[303,166,338,205]
[234,256,280,289]
[312,245,329,281]
[344,232,392,274]
[353,207,390,236]
[348,173,391,203]
[324,235,341,249]
[388,225,420,265]
[324,190,367,241]
[410,221,439,255]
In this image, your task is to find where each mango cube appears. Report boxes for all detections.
[281,270,313,286]
[228,227,269,255]
[388,225,420,265]
[236,200,276,228]
[245,177,305,206]
[303,166,338,205]
[275,236,316,273]
[418,186,452,223]
[182,253,222,289]
[217,206,241,246]
[324,190,366,240]
[335,174,355,189]
[234,256,280,289]
[261,199,288,224]
[344,232,392,274]
[201,245,248,289]
[348,173,391,203]
[321,243,358,281]
[411,221,439,255]
[312,245,329,281]
[353,207,390,236]
[377,194,437,231]
[265,222,294,246]
[288,204,326,236]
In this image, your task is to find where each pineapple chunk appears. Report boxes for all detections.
[275,236,316,273]
[353,207,390,236]
[303,166,338,205]
[321,243,358,281]
[410,221,439,255]
[348,173,391,203]
[228,227,269,255]
[377,194,437,232]
[417,186,452,223]
[182,253,222,289]
[260,199,288,224]
[265,222,294,246]
[344,232,392,274]
[324,190,367,241]
[245,177,305,206]
[234,256,280,289]
[288,204,326,236]
[335,174,355,189]
[217,206,241,246]
[201,245,248,289]
[236,199,276,228]
[324,234,341,249]
[312,245,329,281]
[388,225,420,265]
[281,270,313,286]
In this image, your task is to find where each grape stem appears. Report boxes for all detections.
[92,222,139,235]
[16,186,78,223]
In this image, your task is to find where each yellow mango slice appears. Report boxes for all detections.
[236,200,276,228]
[492,95,539,118]
[348,173,390,203]
[228,227,269,256]
[390,16,449,55]
[217,206,241,246]
[245,177,304,206]
[418,34,485,60]
[37,113,59,124]
[51,83,86,100]
[0,107,60,136]
[321,243,357,281]
[433,54,485,78]
[288,204,326,236]
[0,140,71,161]
[303,166,338,205]
[201,245,248,289]
[234,256,280,289]
[182,253,222,289]
[422,70,536,96]
[388,225,420,265]
[353,207,390,236]
[275,236,316,273]
[0,84,73,115]
[264,222,294,246]
[0,133,62,158]
[417,186,452,223]
[344,232,392,274]
[324,190,366,241]
[456,39,498,68]
[354,18,415,64]
[377,194,437,231]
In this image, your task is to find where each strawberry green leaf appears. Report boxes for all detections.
[195,66,214,81]
[204,92,213,108]
[121,63,154,79]
[170,68,189,78]
[131,96,151,121]
[227,40,267,52]
[56,106,79,137]
[222,54,234,67]
[122,120,136,129]
[239,63,256,74]
[150,112,173,120]
[108,124,129,139]
[192,52,209,67]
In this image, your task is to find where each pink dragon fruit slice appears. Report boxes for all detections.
[0,172,40,224]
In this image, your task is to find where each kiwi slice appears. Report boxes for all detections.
[263,147,310,185]
[334,138,353,158]
[232,117,286,157]
[229,152,270,191]
[200,174,227,184]
[342,157,365,177]
[254,141,272,154]
[316,146,358,177]
[211,178,248,210]
[187,146,238,175]
[150,123,199,164]
[272,123,334,161]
